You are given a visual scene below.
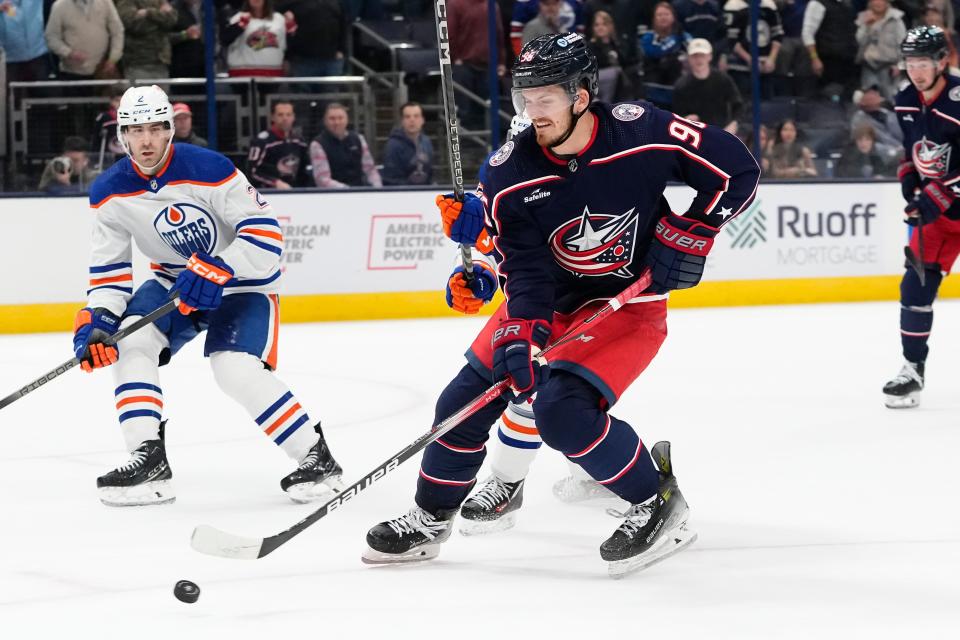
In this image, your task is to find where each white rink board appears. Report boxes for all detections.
[0,182,907,305]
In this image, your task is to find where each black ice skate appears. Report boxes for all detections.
[459,476,524,536]
[600,441,697,578]
[280,424,344,503]
[362,506,457,564]
[883,361,924,409]
[97,431,174,507]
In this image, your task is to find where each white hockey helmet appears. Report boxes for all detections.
[116,85,175,166]
[508,115,532,141]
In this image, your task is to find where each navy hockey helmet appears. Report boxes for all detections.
[900,25,948,61]
[512,33,599,101]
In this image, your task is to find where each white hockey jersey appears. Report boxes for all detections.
[87,143,284,317]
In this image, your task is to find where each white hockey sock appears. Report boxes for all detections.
[210,351,317,461]
[112,318,167,452]
[490,399,541,483]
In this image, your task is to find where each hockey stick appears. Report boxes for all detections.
[190,269,653,560]
[904,220,926,286]
[0,298,179,411]
[433,0,475,283]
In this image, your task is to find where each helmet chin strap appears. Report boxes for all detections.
[549,101,589,154]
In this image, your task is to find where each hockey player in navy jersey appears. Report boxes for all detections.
[73,85,343,506]
[883,26,960,408]
[364,34,760,575]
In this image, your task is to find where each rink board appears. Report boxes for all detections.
[2,181,958,333]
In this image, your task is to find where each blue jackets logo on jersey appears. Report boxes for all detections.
[153,203,218,259]
[913,137,952,179]
[549,205,639,277]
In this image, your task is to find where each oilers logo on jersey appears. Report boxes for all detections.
[153,203,218,259]
[912,136,952,179]
[549,206,639,278]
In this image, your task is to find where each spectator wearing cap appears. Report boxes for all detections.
[172,103,208,147]
[672,38,742,131]
[381,102,434,186]
[39,136,99,193]
[45,0,124,80]
[723,0,782,99]
[849,84,902,153]
[855,0,906,101]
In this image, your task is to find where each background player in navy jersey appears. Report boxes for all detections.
[883,26,960,408]
[73,85,342,506]
[364,33,760,576]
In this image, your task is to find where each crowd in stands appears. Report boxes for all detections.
[2,0,957,191]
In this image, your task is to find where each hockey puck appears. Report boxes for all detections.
[173,580,200,604]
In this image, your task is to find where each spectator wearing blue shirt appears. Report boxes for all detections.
[381,102,435,186]
[640,2,691,105]
[673,0,724,48]
[0,0,50,82]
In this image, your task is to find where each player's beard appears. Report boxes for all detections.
[533,112,574,148]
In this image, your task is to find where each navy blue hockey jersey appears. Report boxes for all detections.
[479,101,760,322]
[895,75,960,217]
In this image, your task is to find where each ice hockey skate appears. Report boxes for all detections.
[883,361,924,408]
[97,435,175,507]
[552,461,617,503]
[600,441,697,578]
[280,427,344,503]
[459,476,524,536]
[362,507,457,564]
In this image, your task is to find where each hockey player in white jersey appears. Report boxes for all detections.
[73,85,343,506]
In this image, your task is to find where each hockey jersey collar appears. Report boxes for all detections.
[541,108,600,167]
[132,143,176,183]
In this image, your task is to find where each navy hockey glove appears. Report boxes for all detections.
[446,262,498,314]
[905,180,955,226]
[73,307,120,372]
[644,214,718,294]
[173,252,234,315]
[492,318,551,402]
[898,161,921,203]
[436,192,491,251]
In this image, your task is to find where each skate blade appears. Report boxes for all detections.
[458,511,517,537]
[285,477,341,504]
[361,543,443,565]
[99,480,176,507]
[552,478,617,504]
[607,525,698,579]
[884,393,920,409]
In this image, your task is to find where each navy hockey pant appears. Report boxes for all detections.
[415,364,660,513]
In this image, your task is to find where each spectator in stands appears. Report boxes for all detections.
[92,84,126,170]
[775,0,816,97]
[116,0,178,80]
[588,10,632,101]
[1,0,50,82]
[640,1,691,101]
[449,0,507,130]
[836,124,895,178]
[45,0,124,81]
[855,0,906,101]
[522,0,566,44]
[248,100,312,189]
[724,0,783,99]
[850,84,902,152]
[310,102,381,188]
[584,0,641,63]
[381,102,434,186]
[169,0,206,78]
[923,5,960,69]
[673,38,742,131]
[172,103,208,147]
[511,0,583,56]
[39,136,98,193]
[278,0,348,77]
[766,119,817,178]
[739,122,772,171]
[223,0,297,77]
[674,0,724,49]
[803,0,859,99]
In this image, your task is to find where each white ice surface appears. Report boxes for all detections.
[1,302,958,639]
